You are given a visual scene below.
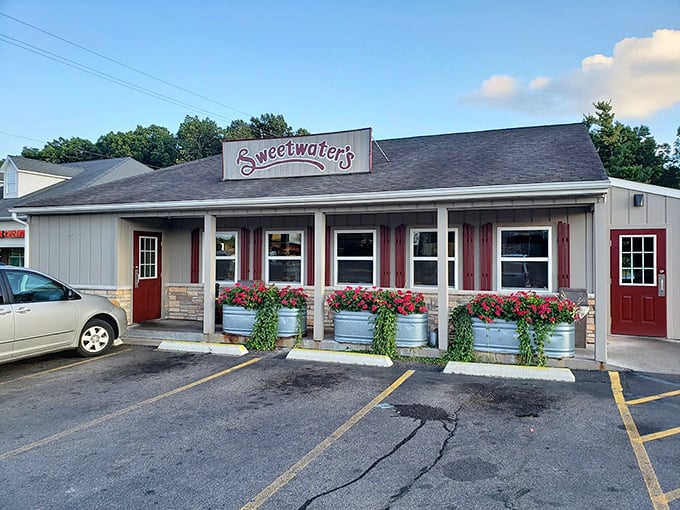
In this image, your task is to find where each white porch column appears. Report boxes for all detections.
[593,200,609,363]
[437,205,449,350]
[313,211,326,341]
[202,214,217,335]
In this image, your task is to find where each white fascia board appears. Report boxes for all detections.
[609,177,680,199]
[11,180,611,215]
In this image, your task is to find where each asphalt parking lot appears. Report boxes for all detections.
[1,345,679,510]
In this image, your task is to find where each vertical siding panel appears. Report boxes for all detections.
[252,228,262,280]
[463,223,475,290]
[394,224,406,288]
[380,225,391,287]
[557,221,570,288]
[480,223,492,291]
[306,226,314,285]
[240,227,250,281]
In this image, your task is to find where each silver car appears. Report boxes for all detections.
[0,264,127,364]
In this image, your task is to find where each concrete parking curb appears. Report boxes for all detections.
[157,340,248,357]
[286,348,393,367]
[443,361,575,382]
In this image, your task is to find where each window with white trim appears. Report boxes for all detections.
[619,235,656,285]
[410,229,457,287]
[6,170,17,196]
[139,236,158,279]
[498,227,551,290]
[335,230,376,286]
[216,231,238,283]
[266,231,303,284]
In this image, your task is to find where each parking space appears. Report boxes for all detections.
[612,371,680,510]
[0,345,675,509]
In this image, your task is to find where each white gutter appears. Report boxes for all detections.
[10,180,611,215]
[11,212,29,267]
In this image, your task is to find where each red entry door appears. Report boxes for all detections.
[133,231,162,323]
[610,229,666,337]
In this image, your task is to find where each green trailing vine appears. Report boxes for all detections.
[295,307,305,346]
[247,291,280,351]
[447,304,475,362]
[371,307,397,357]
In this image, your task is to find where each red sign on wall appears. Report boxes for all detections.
[0,230,25,238]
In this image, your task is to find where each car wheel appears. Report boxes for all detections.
[77,319,114,357]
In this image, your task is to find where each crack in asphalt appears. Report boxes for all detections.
[296,402,463,510]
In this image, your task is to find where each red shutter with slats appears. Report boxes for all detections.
[325,225,331,286]
[557,221,570,288]
[463,223,475,290]
[190,228,200,283]
[394,224,406,288]
[480,223,493,291]
[253,228,263,280]
[240,228,250,281]
[306,226,314,286]
[380,225,391,287]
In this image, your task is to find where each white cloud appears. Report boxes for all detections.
[468,29,680,119]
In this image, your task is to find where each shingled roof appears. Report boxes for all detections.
[13,123,608,211]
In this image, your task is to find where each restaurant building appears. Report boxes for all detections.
[10,124,679,362]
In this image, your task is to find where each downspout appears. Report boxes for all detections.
[11,212,29,267]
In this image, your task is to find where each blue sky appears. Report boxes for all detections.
[1,0,679,159]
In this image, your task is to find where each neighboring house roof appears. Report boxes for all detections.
[2,156,152,218]
[8,156,83,178]
[13,123,609,212]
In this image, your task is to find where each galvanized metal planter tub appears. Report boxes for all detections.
[471,318,575,358]
[222,306,306,337]
[396,313,428,347]
[333,311,374,344]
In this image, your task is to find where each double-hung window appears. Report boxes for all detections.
[216,231,238,283]
[498,227,551,290]
[266,231,303,284]
[335,230,376,286]
[411,229,457,287]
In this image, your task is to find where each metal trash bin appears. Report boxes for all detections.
[558,288,588,348]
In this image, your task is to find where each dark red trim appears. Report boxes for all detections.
[190,228,200,284]
[240,228,250,281]
[557,221,570,288]
[380,225,391,287]
[253,228,263,280]
[306,226,314,285]
[394,224,406,288]
[480,223,493,291]
[325,225,331,286]
[463,223,475,290]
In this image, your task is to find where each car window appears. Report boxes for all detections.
[5,270,68,303]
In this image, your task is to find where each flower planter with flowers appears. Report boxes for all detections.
[449,291,579,366]
[327,287,428,356]
[217,282,307,350]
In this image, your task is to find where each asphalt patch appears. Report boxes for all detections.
[263,367,349,395]
[99,353,200,381]
[393,403,452,423]
[442,456,499,481]
[462,383,552,418]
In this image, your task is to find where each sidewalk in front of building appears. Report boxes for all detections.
[605,335,680,375]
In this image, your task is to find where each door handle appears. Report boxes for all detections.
[0,309,11,316]
[658,271,666,297]
[15,307,31,314]
[134,266,140,289]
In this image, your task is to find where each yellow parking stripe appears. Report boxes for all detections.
[609,371,669,510]
[241,369,415,510]
[0,357,261,461]
[0,348,131,386]
[640,427,680,443]
[627,389,680,406]
[665,487,680,503]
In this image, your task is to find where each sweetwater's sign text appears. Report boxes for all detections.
[223,128,372,180]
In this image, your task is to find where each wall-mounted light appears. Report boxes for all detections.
[633,193,644,207]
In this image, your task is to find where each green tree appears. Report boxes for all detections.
[96,125,178,168]
[21,136,99,163]
[176,115,225,162]
[584,101,669,186]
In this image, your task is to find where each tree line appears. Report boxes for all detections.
[19,113,309,169]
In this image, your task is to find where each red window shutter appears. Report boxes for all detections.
[325,225,331,286]
[380,225,391,287]
[306,226,314,285]
[463,223,475,290]
[480,223,492,291]
[253,228,263,280]
[558,221,570,288]
[240,228,250,281]
[190,228,200,284]
[394,224,406,288]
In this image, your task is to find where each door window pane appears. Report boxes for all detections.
[139,236,157,279]
[620,235,656,285]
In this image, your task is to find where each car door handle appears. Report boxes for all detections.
[15,307,31,314]
[0,309,11,316]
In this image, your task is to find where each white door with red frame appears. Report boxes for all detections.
[610,229,666,337]
[133,231,162,323]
